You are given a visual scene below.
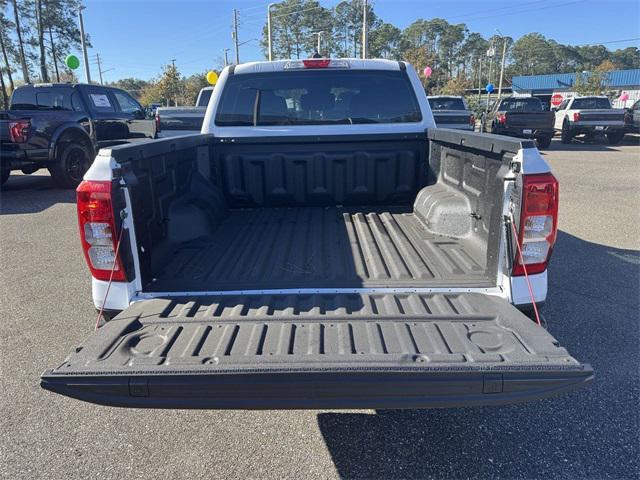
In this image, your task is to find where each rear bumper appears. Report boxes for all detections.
[0,146,50,170]
[41,367,593,410]
[566,124,625,135]
[497,127,554,139]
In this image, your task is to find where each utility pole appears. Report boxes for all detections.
[267,3,274,61]
[498,35,508,99]
[95,53,103,85]
[78,4,91,84]
[362,0,368,59]
[486,42,495,111]
[223,48,229,67]
[477,57,482,103]
[233,9,240,64]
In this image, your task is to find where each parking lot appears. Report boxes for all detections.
[1,137,638,479]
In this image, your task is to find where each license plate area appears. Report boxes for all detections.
[523,129,533,134]
[595,126,605,130]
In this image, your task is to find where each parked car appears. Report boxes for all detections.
[624,99,640,133]
[553,96,626,144]
[480,96,555,149]
[156,86,213,138]
[41,59,592,410]
[0,83,156,187]
[427,95,474,130]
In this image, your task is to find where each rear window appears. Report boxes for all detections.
[428,97,466,110]
[197,89,212,107]
[499,98,543,112]
[571,97,611,110]
[11,87,73,110]
[215,69,422,126]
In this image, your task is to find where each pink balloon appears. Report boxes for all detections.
[423,66,433,78]
[620,93,629,101]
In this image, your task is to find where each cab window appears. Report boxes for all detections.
[86,87,116,112]
[113,90,142,114]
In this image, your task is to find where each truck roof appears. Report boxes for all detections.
[231,58,403,75]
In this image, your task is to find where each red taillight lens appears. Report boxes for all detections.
[513,173,559,276]
[573,112,580,122]
[497,113,507,125]
[469,114,475,126]
[8,119,30,143]
[302,59,331,68]
[76,180,126,281]
[155,113,161,132]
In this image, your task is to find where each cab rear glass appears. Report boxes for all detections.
[571,97,611,109]
[499,98,543,112]
[215,69,422,126]
[428,97,466,110]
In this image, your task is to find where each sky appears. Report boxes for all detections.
[77,0,640,83]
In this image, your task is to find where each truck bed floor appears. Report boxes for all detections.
[149,207,491,292]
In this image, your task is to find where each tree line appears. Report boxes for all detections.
[0,0,84,108]
[261,0,640,94]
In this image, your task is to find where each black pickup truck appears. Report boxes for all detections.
[0,83,156,188]
[481,96,555,149]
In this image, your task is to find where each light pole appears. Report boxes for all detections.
[362,0,368,59]
[267,3,275,61]
[78,4,91,83]
[233,9,239,64]
[223,48,229,67]
[496,29,508,100]
[486,43,495,111]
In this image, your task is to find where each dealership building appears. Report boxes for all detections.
[510,69,640,109]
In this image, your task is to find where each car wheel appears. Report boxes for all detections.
[48,141,92,189]
[1,169,9,186]
[536,136,552,149]
[606,131,625,145]
[560,121,573,144]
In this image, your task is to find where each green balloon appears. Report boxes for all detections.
[65,55,80,70]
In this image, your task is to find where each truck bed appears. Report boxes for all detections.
[149,206,489,292]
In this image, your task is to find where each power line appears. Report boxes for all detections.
[446,0,549,21]
[271,5,323,19]
[459,0,585,23]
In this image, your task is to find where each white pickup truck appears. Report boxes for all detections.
[554,95,626,144]
[42,59,592,409]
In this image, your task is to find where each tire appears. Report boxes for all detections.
[536,136,552,149]
[48,141,92,189]
[560,120,573,144]
[606,131,625,145]
[1,169,9,186]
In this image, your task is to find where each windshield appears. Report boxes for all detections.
[428,97,466,110]
[197,89,212,107]
[571,97,611,110]
[215,69,422,126]
[499,98,543,112]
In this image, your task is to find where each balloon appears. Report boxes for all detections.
[620,93,629,102]
[423,66,433,78]
[65,54,80,70]
[486,83,495,93]
[206,71,218,85]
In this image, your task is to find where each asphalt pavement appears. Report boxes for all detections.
[1,136,638,480]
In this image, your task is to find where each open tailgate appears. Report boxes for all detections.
[41,293,592,409]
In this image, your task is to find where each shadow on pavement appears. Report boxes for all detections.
[317,231,639,480]
[0,172,75,215]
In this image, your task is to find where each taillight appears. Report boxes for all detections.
[8,119,30,143]
[76,180,126,281]
[284,59,349,70]
[513,173,559,276]
[155,112,161,132]
[497,113,507,125]
[573,112,580,122]
[469,114,475,126]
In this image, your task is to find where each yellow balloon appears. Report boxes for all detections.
[206,71,218,85]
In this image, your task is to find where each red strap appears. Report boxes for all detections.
[94,224,126,331]
[511,220,542,326]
